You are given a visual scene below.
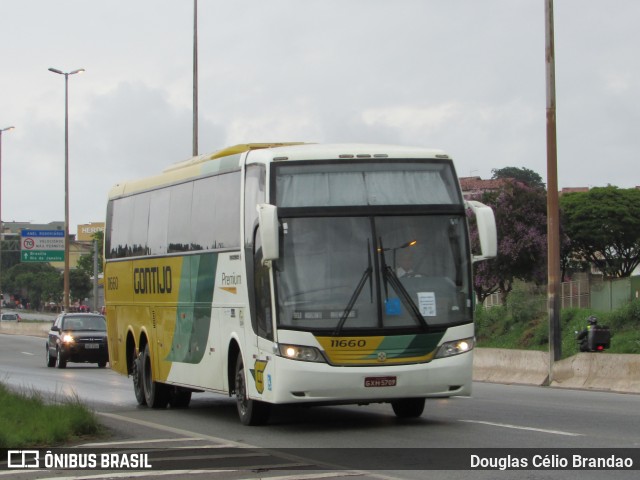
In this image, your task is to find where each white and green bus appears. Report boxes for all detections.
[104,143,496,425]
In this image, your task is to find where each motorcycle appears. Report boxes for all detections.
[575,319,611,352]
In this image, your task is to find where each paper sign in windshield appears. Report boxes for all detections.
[417,292,436,316]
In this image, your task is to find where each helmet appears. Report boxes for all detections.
[588,316,598,325]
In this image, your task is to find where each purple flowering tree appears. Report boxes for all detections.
[469,180,548,304]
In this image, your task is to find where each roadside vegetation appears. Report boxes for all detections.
[0,383,102,448]
[475,283,640,359]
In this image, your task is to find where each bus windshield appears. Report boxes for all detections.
[274,215,471,333]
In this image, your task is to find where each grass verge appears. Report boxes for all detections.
[0,382,103,448]
[475,284,640,359]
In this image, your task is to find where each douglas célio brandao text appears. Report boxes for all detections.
[470,453,634,470]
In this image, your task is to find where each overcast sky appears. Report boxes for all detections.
[1,0,638,233]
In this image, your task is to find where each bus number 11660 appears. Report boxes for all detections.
[331,339,367,348]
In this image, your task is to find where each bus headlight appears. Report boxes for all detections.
[435,337,474,358]
[278,344,326,363]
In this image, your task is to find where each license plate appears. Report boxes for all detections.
[85,344,99,349]
[364,376,397,387]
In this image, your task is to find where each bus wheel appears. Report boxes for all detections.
[234,354,270,426]
[391,398,425,418]
[142,344,169,408]
[132,352,147,406]
[169,387,192,408]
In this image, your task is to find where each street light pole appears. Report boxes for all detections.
[0,126,15,318]
[193,0,199,157]
[48,67,84,312]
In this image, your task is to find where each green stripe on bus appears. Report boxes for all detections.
[364,333,444,360]
[166,253,217,364]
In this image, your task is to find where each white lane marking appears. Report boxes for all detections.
[44,471,361,480]
[21,352,35,356]
[94,412,250,447]
[81,437,215,447]
[0,471,48,477]
[17,470,229,480]
[91,413,393,480]
[460,419,583,436]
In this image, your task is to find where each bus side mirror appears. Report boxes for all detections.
[466,200,497,262]
[257,203,280,262]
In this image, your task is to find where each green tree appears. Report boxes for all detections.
[0,237,21,271]
[69,269,92,305]
[560,186,640,277]
[77,230,104,276]
[2,263,62,310]
[491,166,545,189]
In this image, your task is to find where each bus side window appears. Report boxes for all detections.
[253,228,273,341]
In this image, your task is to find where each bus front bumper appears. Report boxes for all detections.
[260,350,473,405]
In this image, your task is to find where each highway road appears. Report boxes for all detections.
[1,331,639,479]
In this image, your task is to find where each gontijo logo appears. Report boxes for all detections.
[133,266,172,294]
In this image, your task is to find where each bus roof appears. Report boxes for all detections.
[108,143,304,198]
[244,143,450,163]
[162,143,307,173]
[108,143,450,199]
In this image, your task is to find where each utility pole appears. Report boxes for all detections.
[0,126,16,318]
[545,0,562,382]
[93,239,99,312]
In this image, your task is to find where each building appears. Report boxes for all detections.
[77,222,105,242]
[560,187,589,195]
[458,176,513,198]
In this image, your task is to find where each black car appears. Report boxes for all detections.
[46,313,109,368]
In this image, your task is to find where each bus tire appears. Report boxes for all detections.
[132,352,147,406]
[169,387,192,408]
[391,398,425,418]
[142,344,169,408]
[234,353,270,426]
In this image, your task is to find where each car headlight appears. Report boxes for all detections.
[62,334,75,344]
[435,337,474,358]
[277,344,326,363]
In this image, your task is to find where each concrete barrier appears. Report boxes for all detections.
[551,353,640,393]
[474,348,640,394]
[0,321,50,337]
[474,348,550,386]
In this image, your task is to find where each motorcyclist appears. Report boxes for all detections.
[577,315,598,352]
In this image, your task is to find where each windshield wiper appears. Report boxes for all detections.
[334,240,373,336]
[378,237,429,330]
